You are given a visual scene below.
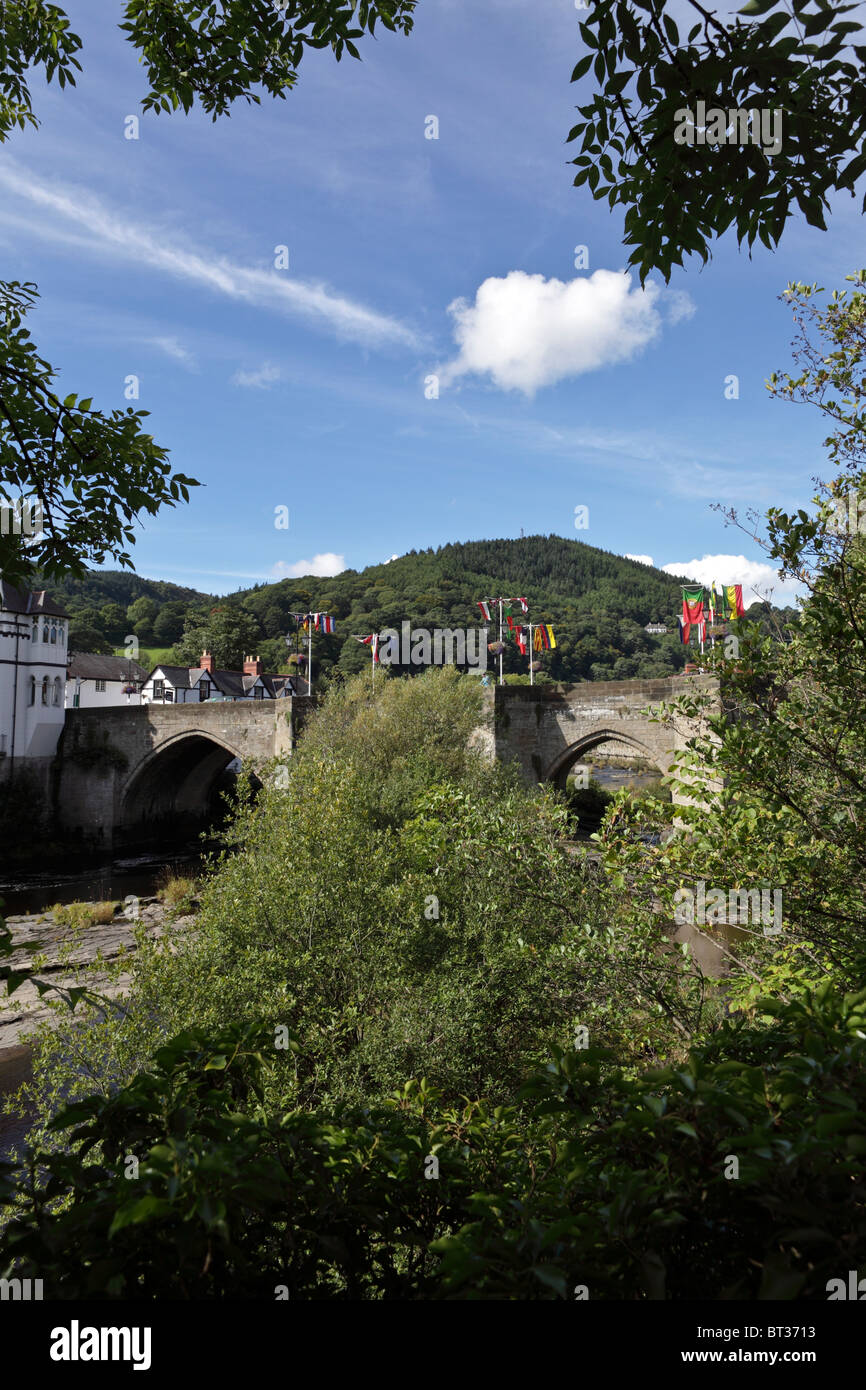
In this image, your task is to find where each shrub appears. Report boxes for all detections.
[49,901,118,929]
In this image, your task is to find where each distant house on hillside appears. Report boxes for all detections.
[66,653,148,708]
[644,622,668,635]
[0,580,69,766]
[140,652,307,704]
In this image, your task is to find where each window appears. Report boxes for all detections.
[27,675,35,706]
[41,675,49,705]
[42,622,49,643]
[164,689,174,703]
[153,679,165,700]
[199,680,211,702]
[31,619,39,644]
[49,624,56,644]
[53,676,61,706]
[253,686,263,700]
[95,679,107,692]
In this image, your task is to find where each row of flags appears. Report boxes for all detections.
[477,597,528,622]
[513,623,557,654]
[679,583,745,645]
[291,612,336,634]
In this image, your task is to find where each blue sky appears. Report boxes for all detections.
[1,0,861,604]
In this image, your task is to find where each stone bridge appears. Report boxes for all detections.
[51,677,716,851]
[477,676,718,795]
[55,699,310,850]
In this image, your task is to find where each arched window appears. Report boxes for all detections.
[50,624,56,644]
[28,675,36,706]
[58,621,66,648]
[42,621,49,643]
[53,676,62,706]
[31,619,39,644]
[41,675,49,705]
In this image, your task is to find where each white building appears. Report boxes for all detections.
[66,653,147,709]
[140,652,304,704]
[0,580,69,767]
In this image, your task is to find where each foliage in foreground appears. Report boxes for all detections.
[2,984,864,1299]
[13,668,702,1151]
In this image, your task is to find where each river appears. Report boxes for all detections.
[0,843,212,918]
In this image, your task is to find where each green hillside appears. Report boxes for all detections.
[41,535,768,681]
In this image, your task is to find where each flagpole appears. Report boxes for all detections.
[498,598,504,687]
[308,616,313,696]
[528,621,534,686]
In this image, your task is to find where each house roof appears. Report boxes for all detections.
[146,664,195,689]
[68,653,148,683]
[144,662,305,698]
[0,580,70,619]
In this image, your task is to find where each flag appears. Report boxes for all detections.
[477,600,492,622]
[725,584,745,619]
[678,617,690,645]
[315,613,336,634]
[503,597,528,617]
[533,624,556,651]
[681,585,704,625]
[515,626,529,656]
[353,634,379,663]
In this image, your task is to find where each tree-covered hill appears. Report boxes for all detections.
[41,535,771,681]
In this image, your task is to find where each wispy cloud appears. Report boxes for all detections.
[232,363,282,389]
[149,335,197,369]
[0,160,422,351]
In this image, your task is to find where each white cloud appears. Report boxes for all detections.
[0,160,421,351]
[232,363,282,389]
[149,335,196,368]
[665,290,697,325]
[661,554,803,606]
[437,269,675,395]
[271,554,346,579]
[625,553,654,566]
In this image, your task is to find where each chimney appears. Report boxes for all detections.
[243,654,263,677]
[200,650,215,672]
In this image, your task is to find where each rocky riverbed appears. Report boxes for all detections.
[0,897,195,1159]
[0,896,195,1052]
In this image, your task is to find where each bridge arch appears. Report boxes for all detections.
[118,729,258,847]
[543,728,666,790]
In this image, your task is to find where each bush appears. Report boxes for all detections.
[2,986,864,1299]
[49,901,118,929]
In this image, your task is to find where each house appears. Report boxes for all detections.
[140,652,306,705]
[66,653,148,708]
[644,622,668,635]
[0,580,70,768]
